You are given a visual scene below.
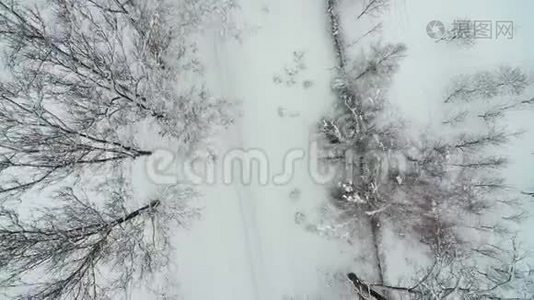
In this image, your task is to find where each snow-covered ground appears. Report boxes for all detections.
[173,1,356,299]
[172,0,534,299]
[4,0,533,299]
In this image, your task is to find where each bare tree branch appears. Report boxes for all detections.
[0,185,197,299]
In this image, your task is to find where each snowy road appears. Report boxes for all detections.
[174,0,354,299]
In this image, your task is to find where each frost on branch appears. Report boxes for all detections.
[0,0,234,145]
[0,183,198,299]
[0,82,152,200]
[444,66,529,103]
[320,2,534,297]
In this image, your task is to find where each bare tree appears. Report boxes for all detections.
[347,272,387,300]
[0,82,151,199]
[356,0,389,20]
[347,23,383,49]
[0,0,233,144]
[327,94,532,298]
[391,69,531,286]
[478,96,534,122]
[444,66,529,103]
[324,87,531,297]
[404,66,533,261]
[318,2,534,299]
[348,0,387,50]
[0,2,224,297]
[323,1,408,289]
[327,0,347,68]
[0,0,236,199]
[0,184,197,299]
[366,239,534,299]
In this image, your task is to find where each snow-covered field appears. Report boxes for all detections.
[174,1,356,298]
[173,0,534,299]
[1,0,533,299]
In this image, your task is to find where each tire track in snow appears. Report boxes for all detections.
[210,29,265,300]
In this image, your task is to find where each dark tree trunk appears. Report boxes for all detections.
[347,273,388,300]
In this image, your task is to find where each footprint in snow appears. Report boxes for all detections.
[294,211,306,224]
[289,187,301,200]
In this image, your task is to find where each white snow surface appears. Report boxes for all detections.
[1,0,533,299]
[151,0,534,299]
[172,1,355,299]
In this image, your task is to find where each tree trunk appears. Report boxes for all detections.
[347,273,388,300]
[370,216,385,285]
